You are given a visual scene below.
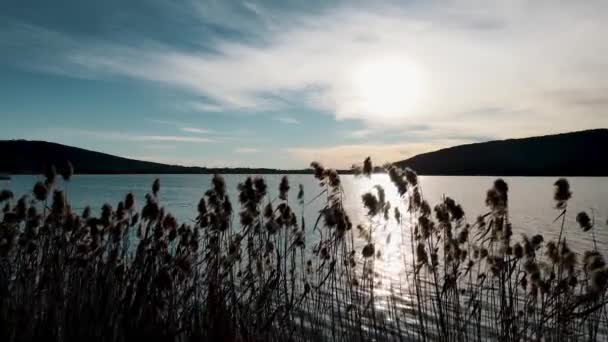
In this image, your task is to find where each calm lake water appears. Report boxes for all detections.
[2,174,607,254]
[2,174,608,339]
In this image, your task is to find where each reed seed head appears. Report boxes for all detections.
[82,206,91,219]
[44,164,57,187]
[361,192,379,216]
[583,251,605,272]
[554,178,572,209]
[404,168,417,186]
[310,161,325,180]
[152,178,160,197]
[61,161,74,181]
[125,193,135,211]
[279,176,290,200]
[0,190,14,203]
[363,157,372,177]
[325,169,340,187]
[362,243,375,258]
[576,211,592,231]
[101,203,112,226]
[513,243,524,259]
[531,234,544,248]
[297,184,304,204]
[162,214,177,231]
[253,177,267,197]
[51,190,66,216]
[197,197,207,217]
[142,194,160,221]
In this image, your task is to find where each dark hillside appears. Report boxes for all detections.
[395,129,608,176]
[0,140,309,174]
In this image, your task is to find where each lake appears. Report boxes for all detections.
[2,174,607,254]
[2,173,608,340]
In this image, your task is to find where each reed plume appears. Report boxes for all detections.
[0,158,606,342]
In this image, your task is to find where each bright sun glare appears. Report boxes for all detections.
[352,56,425,119]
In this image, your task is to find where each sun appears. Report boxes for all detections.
[351,56,425,120]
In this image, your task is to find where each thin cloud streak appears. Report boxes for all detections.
[132,135,214,143]
[35,0,606,137]
[347,129,373,139]
[59,129,216,143]
[235,147,260,153]
[185,101,226,113]
[181,127,212,134]
[3,0,608,168]
[149,119,214,134]
[285,143,433,169]
[124,155,204,167]
[274,116,300,124]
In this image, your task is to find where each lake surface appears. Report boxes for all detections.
[2,174,607,254]
[2,174,607,339]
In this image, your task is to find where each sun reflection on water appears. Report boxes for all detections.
[340,173,419,306]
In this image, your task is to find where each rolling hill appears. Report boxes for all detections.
[1,129,607,175]
[0,140,308,174]
[395,129,608,176]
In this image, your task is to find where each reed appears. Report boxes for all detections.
[0,158,606,341]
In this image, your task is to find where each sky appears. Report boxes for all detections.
[1,0,607,169]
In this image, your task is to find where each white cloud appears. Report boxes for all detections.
[5,1,608,145]
[181,127,212,134]
[57,0,607,137]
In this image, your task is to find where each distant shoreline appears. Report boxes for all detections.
[3,129,608,177]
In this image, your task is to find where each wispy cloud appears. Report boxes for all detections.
[149,118,214,134]
[285,134,484,168]
[184,101,226,113]
[146,119,270,144]
[181,127,212,134]
[141,144,177,150]
[3,0,608,161]
[347,129,373,139]
[274,116,300,124]
[9,1,607,137]
[235,147,260,154]
[131,135,214,143]
[60,128,215,143]
[128,154,250,168]
[285,143,436,169]
[124,155,204,167]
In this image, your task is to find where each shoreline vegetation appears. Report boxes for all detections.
[2,129,608,176]
[1,158,608,341]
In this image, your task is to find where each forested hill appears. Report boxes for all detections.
[0,140,309,174]
[2,129,607,176]
[395,129,608,176]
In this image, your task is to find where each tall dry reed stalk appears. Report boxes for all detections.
[0,158,606,341]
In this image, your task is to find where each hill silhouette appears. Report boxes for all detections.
[0,140,309,174]
[2,129,607,175]
[395,129,608,176]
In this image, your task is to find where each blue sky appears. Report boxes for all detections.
[1,0,607,168]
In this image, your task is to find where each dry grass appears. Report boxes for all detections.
[0,158,607,341]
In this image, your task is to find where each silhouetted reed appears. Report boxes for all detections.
[0,158,607,341]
